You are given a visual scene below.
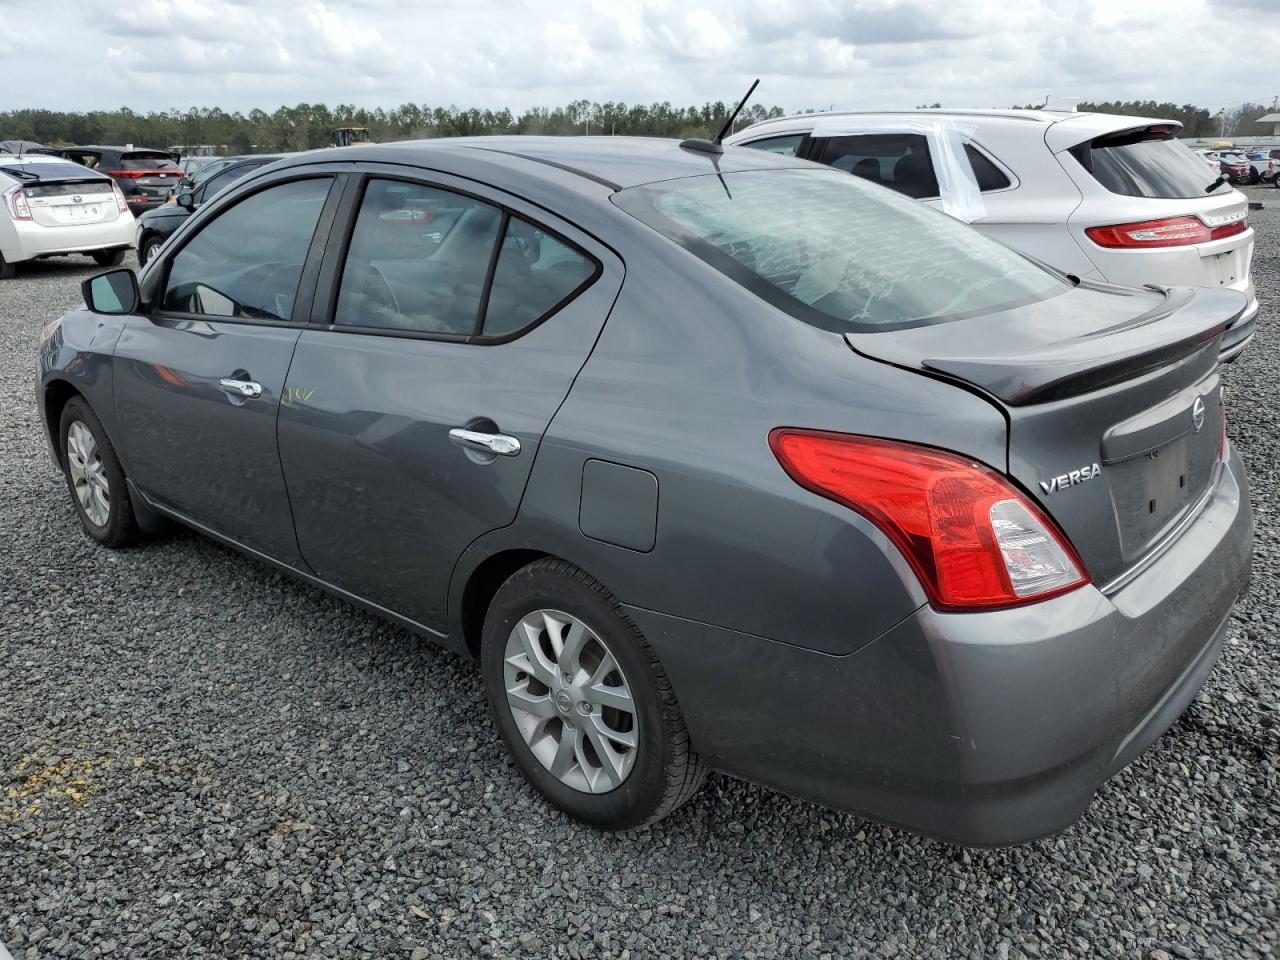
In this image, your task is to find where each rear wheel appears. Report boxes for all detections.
[481,559,706,828]
[91,248,126,267]
[58,396,137,547]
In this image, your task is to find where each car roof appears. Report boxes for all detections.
[730,109,1183,151]
[282,136,808,193]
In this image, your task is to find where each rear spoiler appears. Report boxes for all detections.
[0,165,114,187]
[906,287,1245,405]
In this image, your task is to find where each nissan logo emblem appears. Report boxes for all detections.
[1191,396,1206,433]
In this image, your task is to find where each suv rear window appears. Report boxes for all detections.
[1074,130,1227,199]
[614,168,1066,333]
[123,152,178,170]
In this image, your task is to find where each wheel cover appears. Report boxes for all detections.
[503,609,638,794]
[66,420,110,527]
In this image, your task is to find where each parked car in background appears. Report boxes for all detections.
[38,137,1253,845]
[60,146,184,217]
[1194,149,1222,171]
[1209,151,1254,184]
[176,155,242,193]
[0,153,134,278]
[726,109,1259,360]
[179,156,219,178]
[1243,152,1276,183]
[135,154,284,264]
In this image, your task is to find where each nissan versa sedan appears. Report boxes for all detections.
[37,139,1253,845]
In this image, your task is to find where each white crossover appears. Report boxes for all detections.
[0,153,135,278]
[726,107,1259,360]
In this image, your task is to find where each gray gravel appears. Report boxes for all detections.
[2,196,1278,960]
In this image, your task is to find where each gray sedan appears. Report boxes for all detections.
[36,137,1253,845]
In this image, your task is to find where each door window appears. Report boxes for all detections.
[816,133,939,199]
[964,144,1012,191]
[196,162,262,204]
[740,134,806,157]
[481,217,597,337]
[161,177,332,322]
[334,179,502,335]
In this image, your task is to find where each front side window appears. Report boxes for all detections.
[334,179,502,335]
[740,134,806,157]
[162,177,332,321]
[614,168,1067,333]
[816,133,940,199]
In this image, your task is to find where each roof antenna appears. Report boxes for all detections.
[681,78,760,155]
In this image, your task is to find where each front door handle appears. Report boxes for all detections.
[219,377,263,399]
[448,427,521,457]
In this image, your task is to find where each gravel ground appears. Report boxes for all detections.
[1,193,1277,960]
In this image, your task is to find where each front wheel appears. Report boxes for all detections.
[59,396,138,547]
[138,236,163,266]
[91,248,126,267]
[481,559,706,828]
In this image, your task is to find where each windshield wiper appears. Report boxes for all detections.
[1205,175,1228,193]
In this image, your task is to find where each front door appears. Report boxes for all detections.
[278,173,621,631]
[113,175,340,563]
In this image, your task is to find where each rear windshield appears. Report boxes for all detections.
[1077,132,1228,199]
[612,168,1067,332]
[123,153,179,170]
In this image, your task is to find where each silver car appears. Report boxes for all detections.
[37,138,1253,844]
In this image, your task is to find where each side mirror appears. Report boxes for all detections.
[82,269,140,315]
[176,191,196,210]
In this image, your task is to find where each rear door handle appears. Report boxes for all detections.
[448,427,521,457]
[219,377,263,399]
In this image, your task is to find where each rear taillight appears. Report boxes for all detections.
[112,182,129,216]
[3,185,32,221]
[769,430,1090,611]
[108,170,146,179]
[1086,215,1248,249]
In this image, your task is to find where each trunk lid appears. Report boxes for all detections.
[847,282,1245,586]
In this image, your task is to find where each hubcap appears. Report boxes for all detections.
[503,609,638,794]
[66,420,110,527]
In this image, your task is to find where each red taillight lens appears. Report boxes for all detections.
[769,430,1090,611]
[112,182,128,215]
[1086,215,1248,248]
[108,170,147,179]
[3,185,32,221]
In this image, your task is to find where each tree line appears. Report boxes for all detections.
[2,98,1274,154]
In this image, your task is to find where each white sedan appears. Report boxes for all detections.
[0,153,136,278]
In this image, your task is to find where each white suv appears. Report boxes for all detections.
[0,153,136,278]
[725,109,1258,360]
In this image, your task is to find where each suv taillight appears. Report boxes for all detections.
[3,185,32,221]
[1086,215,1248,248]
[769,430,1089,611]
[112,182,129,215]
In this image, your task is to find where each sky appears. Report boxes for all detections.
[0,0,1277,115]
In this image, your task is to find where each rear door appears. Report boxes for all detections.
[277,169,622,632]
[114,171,342,562]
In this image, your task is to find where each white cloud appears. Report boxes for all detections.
[0,0,1275,114]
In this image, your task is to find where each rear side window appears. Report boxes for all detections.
[334,179,502,335]
[816,133,939,199]
[163,177,332,321]
[1074,131,1226,199]
[614,168,1066,333]
[965,144,1012,191]
[482,217,596,337]
[740,134,806,157]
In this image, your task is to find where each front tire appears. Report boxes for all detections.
[481,559,706,829]
[59,396,138,547]
[139,236,163,266]
[0,252,15,279]
[91,248,126,267]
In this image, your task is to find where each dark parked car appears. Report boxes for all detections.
[135,155,284,264]
[37,139,1253,845]
[60,146,184,216]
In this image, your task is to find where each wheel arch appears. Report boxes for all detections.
[456,548,553,660]
[42,377,83,462]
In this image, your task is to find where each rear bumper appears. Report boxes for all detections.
[3,215,136,262]
[631,446,1253,845]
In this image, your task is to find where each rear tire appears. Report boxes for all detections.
[91,248,126,267]
[481,558,706,829]
[0,252,14,279]
[58,396,138,547]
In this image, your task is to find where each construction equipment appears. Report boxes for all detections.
[333,127,373,148]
